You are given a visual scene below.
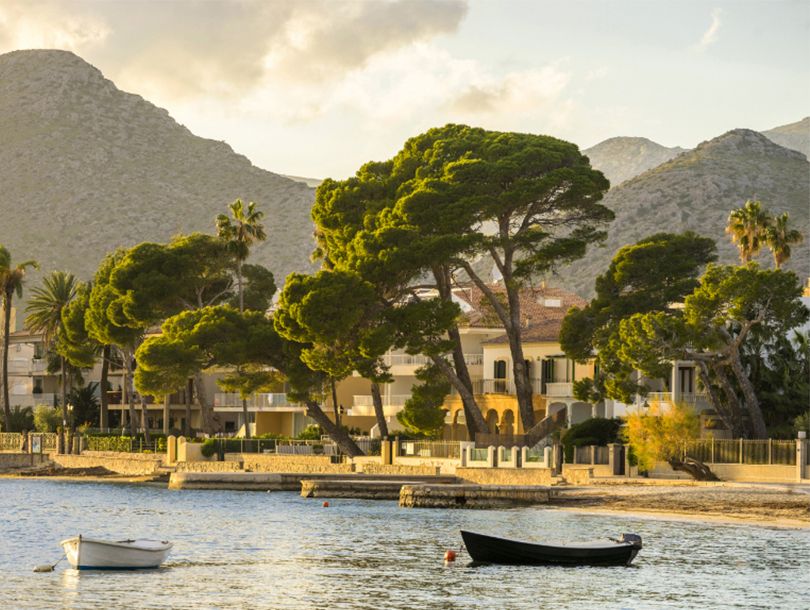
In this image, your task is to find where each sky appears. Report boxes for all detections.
[0,0,808,179]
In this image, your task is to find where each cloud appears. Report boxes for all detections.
[0,1,109,52]
[1,0,467,99]
[696,8,722,51]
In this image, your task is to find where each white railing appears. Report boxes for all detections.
[383,353,483,367]
[647,392,673,404]
[213,393,297,409]
[352,394,411,407]
[383,354,431,367]
[8,393,57,408]
[544,382,574,397]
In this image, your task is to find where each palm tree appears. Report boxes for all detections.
[215,199,267,312]
[0,245,38,432]
[765,212,803,270]
[725,199,772,263]
[25,271,77,451]
[216,200,266,439]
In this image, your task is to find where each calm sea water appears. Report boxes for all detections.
[0,479,808,610]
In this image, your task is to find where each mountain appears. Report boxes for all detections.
[762,117,810,159]
[556,129,810,297]
[583,137,687,186]
[284,175,322,188]
[0,49,316,318]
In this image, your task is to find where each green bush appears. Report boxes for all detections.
[296,425,323,440]
[562,417,622,461]
[33,405,62,433]
[200,439,217,457]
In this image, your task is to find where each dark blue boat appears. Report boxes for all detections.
[461,530,642,566]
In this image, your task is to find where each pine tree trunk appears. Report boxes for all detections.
[305,400,364,457]
[504,284,535,435]
[184,379,192,437]
[370,382,388,437]
[194,371,215,435]
[428,354,488,437]
[330,378,341,428]
[99,346,110,431]
[61,356,69,453]
[727,347,768,438]
[434,267,486,439]
[124,351,137,437]
[241,396,251,439]
[1,292,12,432]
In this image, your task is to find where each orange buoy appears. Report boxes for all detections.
[444,549,456,562]
[322,501,330,507]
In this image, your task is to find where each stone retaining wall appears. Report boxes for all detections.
[393,456,457,475]
[0,453,50,471]
[51,452,163,476]
[456,467,553,486]
[400,484,552,509]
[561,465,594,485]
[241,454,354,474]
[175,460,244,473]
[360,463,440,476]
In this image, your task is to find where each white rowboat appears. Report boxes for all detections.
[61,535,172,570]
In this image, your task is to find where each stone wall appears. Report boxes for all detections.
[175,461,244,473]
[561,465,594,485]
[393,456,457,475]
[400,484,552,509]
[241,454,354,474]
[0,453,50,471]
[360,463,440,476]
[456,467,553,486]
[651,461,799,483]
[51,452,163,475]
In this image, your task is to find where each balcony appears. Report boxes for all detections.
[8,393,56,407]
[213,393,304,412]
[382,353,483,373]
[7,357,48,375]
[544,382,574,397]
[350,394,409,417]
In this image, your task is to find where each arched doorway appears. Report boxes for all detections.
[485,409,499,434]
[500,410,515,437]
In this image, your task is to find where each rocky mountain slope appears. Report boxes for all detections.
[762,116,810,159]
[0,50,316,316]
[583,137,687,186]
[557,129,810,297]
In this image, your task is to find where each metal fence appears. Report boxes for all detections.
[398,440,461,459]
[0,433,22,451]
[524,446,546,463]
[84,436,166,453]
[470,447,489,462]
[571,445,610,465]
[682,439,797,465]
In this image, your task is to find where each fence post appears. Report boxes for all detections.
[796,439,804,483]
[711,438,715,464]
[590,445,596,465]
[739,438,743,464]
[768,439,772,465]
[487,445,496,468]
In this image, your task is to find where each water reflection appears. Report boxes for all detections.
[1,479,808,609]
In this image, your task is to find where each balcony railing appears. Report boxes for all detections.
[352,394,411,407]
[382,353,483,367]
[213,393,299,409]
[7,393,56,407]
[544,382,574,397]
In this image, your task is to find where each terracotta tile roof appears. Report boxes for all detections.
[452,283,585,344]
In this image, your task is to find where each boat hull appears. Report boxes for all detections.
[461,530,640,567]
[61,537,172,570]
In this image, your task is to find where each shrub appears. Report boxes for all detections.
[33,405,62,433]
[200,439,217,457]
[622,402,700,472]
[296,425,323,440]
[562,417,622,461]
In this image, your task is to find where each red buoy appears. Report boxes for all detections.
[444,549,456,562]
[322,501,330,507]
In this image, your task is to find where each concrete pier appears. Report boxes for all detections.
[399,484,554,509]
[300,476,457,499]
[169,471,457,492]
